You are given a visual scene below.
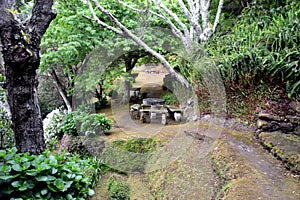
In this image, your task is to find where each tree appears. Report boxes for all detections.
[86,0,225,89]
[0,0,56,154]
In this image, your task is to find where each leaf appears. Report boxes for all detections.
[22,162,31,170]
[36,176,48,182]
[0,174,19,180]
[0,150,6,158]
[26,169,37,176]
[62,181,73,192]
[49,155,58,166]
[88,189,95,196]
[54,178,64,190]
[47,183,58,192]
[12,163,22,172]
[46,175,56,181]
[24,180,35,189]
[51,167,58,174]
[41,188,48,195]
[19,184,27,191]
[0,165,11,173]
[11,180,21,188]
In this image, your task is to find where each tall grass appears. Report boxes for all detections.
[207,1,299,98]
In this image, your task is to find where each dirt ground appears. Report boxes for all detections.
[92,64,300,200]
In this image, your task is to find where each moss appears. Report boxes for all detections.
[211,140,270,199]
[258,132,300,174]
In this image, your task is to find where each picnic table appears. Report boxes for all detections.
[142,98,165,105]
[139,98,167,124]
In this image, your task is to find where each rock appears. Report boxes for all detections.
[184,131,205,141]
[258,113,283,121]
[285,115,300,125]
[289,101,300,114]
[257,119,268,129]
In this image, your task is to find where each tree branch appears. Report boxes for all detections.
[177,0,202,40]
[86,0,123,35]
[27,0,56,46]
[88,0,191,89]
[212,0,224,33]
[152,0,191,47]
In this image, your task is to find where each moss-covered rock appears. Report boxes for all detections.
[259,132,300,174]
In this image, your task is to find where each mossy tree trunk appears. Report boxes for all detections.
[0,0,56,155]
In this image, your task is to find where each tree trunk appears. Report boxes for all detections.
[50,69,72,113]
[5,64,46,154]
[0,0,56,154]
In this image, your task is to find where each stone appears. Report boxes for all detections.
[257,119,268,129]
[161,113,167,125]
[258,113,283,121]
[174,112,181,122]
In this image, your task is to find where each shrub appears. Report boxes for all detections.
[79,113,112,135]
[45,108,113,146]
[61,113,78,136]
[94,97,108,110]
[207,0,300,97]
[108,175,130,200]
[162,92,178,106]
[43,109,66,149]
[0,148,99,199]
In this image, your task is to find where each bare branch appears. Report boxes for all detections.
[212,0,224,32]
[117,0,182,39]
[177,0,202,40]
[86,0,123,35]
[89,0,191,89]
[152,0,191,46]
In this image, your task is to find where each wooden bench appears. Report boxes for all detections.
[166,105,182,121]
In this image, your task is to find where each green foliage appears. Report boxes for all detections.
[0,107,14,150]
[112,138,159,153]
[95,97,108,110]
[107,175,130,200]
[45,107,113,145]
[0,148,100,199]
[44,109,65,149]
[162,93,178,106]
[0,88,14,150]
[79,113,112,135]
[207,0,300,97]
[61,113,78,137]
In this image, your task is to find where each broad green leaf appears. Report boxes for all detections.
[36,176,48,182]
[11,180,21,188]
[41,188,48,195]
[88,189,95,196]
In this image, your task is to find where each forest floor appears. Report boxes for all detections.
[91,65,300,200]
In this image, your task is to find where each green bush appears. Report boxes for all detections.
[79,113,112,135]
[0,148,100,199]
[112,138,159,153]
[207,0,300,97]
[108,176,130,200]
[94,97,108,110]
[162,93,178,106]
[61,113,78,136]
[45,108,113,144]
